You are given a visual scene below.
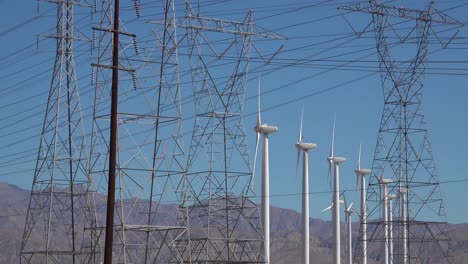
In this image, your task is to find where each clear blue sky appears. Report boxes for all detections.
[0,0,467,223]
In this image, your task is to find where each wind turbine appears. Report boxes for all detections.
[354,145,371,264]
[343,193,358,264]
[379,177,393,264]
[253,78,278,264]
[295,107,317,264]
[327,116,346,264]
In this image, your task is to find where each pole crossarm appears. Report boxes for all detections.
[338,1,463,26]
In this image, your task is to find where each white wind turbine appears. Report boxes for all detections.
[354,145,371,264]
[343,193,358,264]
[327,116,346,264]
[295,108,317,264]
[253,78,278,264]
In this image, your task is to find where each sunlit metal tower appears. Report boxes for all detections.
[19,1,95,263]
[89,0,186,263]
[340,1,462,263]
[174,1,284,262]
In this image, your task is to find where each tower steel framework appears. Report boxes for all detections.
[19,1,96,263]
[174,1,284,263]
[89,0,186,263]
[339,1,462,263]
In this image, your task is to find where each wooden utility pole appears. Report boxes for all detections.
[104,0,119,263]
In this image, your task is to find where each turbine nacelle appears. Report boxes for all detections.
[379,178,393,185]
[355,168,372,176]
[329,156,346,164]
[296,142,317,151]
[399,188,409,194]
[254,124,278,134]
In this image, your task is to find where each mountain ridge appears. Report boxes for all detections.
[1,182,467,263]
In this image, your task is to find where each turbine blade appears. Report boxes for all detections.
[342,191,348,211]
[299,105,304,142]
[356,145,361,195]
[257,76,262,126]
[358,143,362,170]
[328,160,332,191]
[296,107,303,182]
[321,203,333,213]
[252,132,260,188]
[348,202,354,211]
[356,174,360,195]
[328,114,335,192]
[330,113,336,158]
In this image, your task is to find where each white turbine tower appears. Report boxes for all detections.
[327,116,346,264]
[253,78,278,264]
[343,193,358,264]
[354,145,371,264]
[388,193,397,264]
[379,177,393,264]
[399,187,409,264]
[295,108,317,264]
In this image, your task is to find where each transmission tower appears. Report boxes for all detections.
[173,1,284,263]
[339,1,462,263]
[19,1,96,263]
[89,0,187,263]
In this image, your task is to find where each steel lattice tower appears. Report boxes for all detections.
[340,1,462,263]
[89,0,187,263]
[20,1,96,263]
[174,1,284,263]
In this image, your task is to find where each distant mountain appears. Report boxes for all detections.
[0,182,30,263]
[0,182,467,263]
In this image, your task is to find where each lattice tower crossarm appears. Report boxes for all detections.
[175,1,284,263]
[20,1,96,263]
[338,1,462,263]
